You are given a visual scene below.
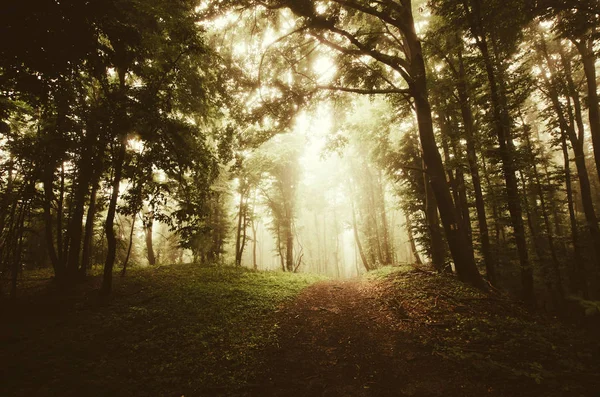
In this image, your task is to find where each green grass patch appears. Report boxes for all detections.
[1,264,323,397]
[364,264,414,280]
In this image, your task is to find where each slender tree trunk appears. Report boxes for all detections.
[65,164,93,281]
[121,214,137,277]
[100,140,126,296]
[406,213,423,266]
[333,201,341,277]
[560,129,586,296]
[251,191,258,270]
[252,221,258,271]
[0,157,14,238]
[574,39,600,183]
[8,199,21,299]
[43,171,62,281]
[464,0,533,300]
[455,46,496,282]
[350,185,370,271]
[81,176,99,277]
[377,170,392,265]
[144,216,156,266]
[285,219,294,272]
[366,167,384,266]
[57,163,65,266]
[543,45,600,292]
[314,212,321,272]
[524,128,564,299]
[235,188,245,267]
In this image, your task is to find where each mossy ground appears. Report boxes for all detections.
[1,264,323,397]
[2,264,599,397]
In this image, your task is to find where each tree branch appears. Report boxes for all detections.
[316,85,410,95]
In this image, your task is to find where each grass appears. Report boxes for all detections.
[1,264,324,397]
[363,264,414,280]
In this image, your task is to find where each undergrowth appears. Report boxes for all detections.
[372,269,600,396]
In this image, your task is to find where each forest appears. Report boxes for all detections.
[1,0,600,396]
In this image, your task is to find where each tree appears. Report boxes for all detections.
[218,0,485,287]
[431,0,536,302]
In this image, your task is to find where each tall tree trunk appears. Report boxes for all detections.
[455,45,496,283]
[424,169,446,272]
[574,39,600,183]
[100,139,126,296]
[66,125,99,280]
[81,176,99,277]
[0,156,14,239]
[406,213,423,266]
[523,126,564,299]
[464,0,533,301]
[251,191,258,271]
[377,170,393,265]
[121,214,137,277]
[350,183,370,271]
[560,129,586,296]
[235,188,245,267]
[7,198,19,299]
[366,167,384,266]
[144,216,156,266]
[56,162,65,266]
[333,201,341,277]
[252,220,258,271]
[65,165,93,282]
[404,8,485,288]
[542,44,600,293]
[314,212,322,273]
[285,219,294,272]
[43,170,62,281]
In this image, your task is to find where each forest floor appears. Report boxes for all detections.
[255,267,600,397]
[1,264,600,397]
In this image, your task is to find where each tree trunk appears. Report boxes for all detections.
[464,0,533,300]
[377,170,393,265]
[43,170,62,282]
[235,188,245,267]
[456,45,496,284]
[524,127,564,299]
[406,213,423,266]
[65,166,93,282]
[350,178,370,271]
[574,39,600,184]
[144,216,156,266]
[560,129,586,296]
[100,140,126,296]
[251,191,258,271]
[81,176,99,277]
[424,168,446,272]
[543,44,600,294]
[56,162,65,267]
[285,219,294,272]
[404,7,485,289]
[121,214,137,277]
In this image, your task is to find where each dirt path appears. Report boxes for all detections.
[254,279,451,397]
